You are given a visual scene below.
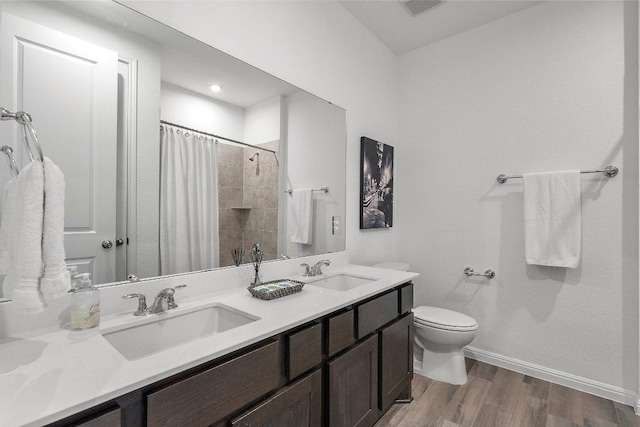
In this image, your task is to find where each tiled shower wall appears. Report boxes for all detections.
[242,142,279,263]
[218,142,278,267]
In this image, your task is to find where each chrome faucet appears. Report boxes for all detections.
[301,263,312,277]
[121,293,148,316]
[148,288,175,314]
[122,285,186,316]
[301,260,330,277]
[312,260,330,276]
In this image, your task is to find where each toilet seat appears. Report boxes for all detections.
[414,306,478,332]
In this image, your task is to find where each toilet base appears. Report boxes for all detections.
[414,344,469,385]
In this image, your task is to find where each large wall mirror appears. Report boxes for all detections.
[0,1,346,293]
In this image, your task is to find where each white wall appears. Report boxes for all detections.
[161,82,245,140]
[124,0,400,266]
[397,0,638,397]
[244,95,281,145]
[284,92,347,258]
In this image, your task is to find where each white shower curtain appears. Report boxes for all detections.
[160,125,219,275]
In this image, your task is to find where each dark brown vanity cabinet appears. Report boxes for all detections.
[49,282,413,427]
[327,283,414,427]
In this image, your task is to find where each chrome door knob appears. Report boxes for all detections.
[102,240,113,249]
[115,238,124,247]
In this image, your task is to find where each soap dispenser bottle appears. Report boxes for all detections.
[67,266,79,290]
[70,273,100,330]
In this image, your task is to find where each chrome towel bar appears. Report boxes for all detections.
[464,267,495,279]
[497,165,618,184]
[285,187,329,195]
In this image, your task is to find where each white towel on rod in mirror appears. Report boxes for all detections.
[290,189,313,245]
[40,157,70,300]
[1,161,45,313]
[523,170,581,268]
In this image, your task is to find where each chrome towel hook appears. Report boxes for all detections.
[1,107,44,162]
[464,267,495,279]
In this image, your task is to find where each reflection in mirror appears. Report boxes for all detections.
[0,1,346,292]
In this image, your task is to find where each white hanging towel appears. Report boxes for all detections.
[3,161,46,313]
[290,189,313,245]
[0,177,18,299]
[523,170,581,268]
[40,157,70,300]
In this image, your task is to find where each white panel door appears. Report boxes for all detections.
[0,13,118,285]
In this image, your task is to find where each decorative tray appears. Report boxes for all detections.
[248,279,305,300]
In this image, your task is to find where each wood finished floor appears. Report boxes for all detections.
[374,360,639,427]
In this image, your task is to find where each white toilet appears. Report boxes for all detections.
[413,306,477,385]
[372,261,478,385]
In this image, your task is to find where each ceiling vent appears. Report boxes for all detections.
[401,0,443,17]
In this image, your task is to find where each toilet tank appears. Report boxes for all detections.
[372,262,410,271]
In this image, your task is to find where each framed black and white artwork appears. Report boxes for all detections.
[360,136,394,229]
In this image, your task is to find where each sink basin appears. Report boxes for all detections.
[305,274,376,292]
[102,304,258,360]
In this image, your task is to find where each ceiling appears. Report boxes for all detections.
[339,1,544,55]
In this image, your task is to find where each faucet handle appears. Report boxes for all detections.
[122,293,148,316]
[300,263,312,277]
[168,285,186,309]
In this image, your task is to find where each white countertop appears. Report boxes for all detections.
[0,264,418,427]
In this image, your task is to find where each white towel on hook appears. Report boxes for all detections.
[0,177,17,299]
[290,189,313,245]
[523,170,581,268]
[0,177,17,274]
[40,157,69,300]
[5,161,45,313]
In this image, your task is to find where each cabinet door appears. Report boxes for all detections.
[328,335,378,427]
[231,370,321,427]
[380,313,414,411]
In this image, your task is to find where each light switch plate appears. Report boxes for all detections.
[332,216,341,235]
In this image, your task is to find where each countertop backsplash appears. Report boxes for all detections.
[0,251,349,338]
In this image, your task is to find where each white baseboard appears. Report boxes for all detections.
[464,346,637,407]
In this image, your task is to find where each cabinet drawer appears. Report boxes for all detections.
[75,407,121,427]
[147,341,281,427]
[399,283,413,315]
[231,369,322,427]
[356,291,398,339]
[287,323,322,380]
[328,309,354,357]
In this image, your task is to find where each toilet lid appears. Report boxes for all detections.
[414,306,478,331]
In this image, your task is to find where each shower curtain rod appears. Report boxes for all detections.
[160,120,276,154]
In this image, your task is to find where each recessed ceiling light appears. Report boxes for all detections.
[210,84,221,93]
